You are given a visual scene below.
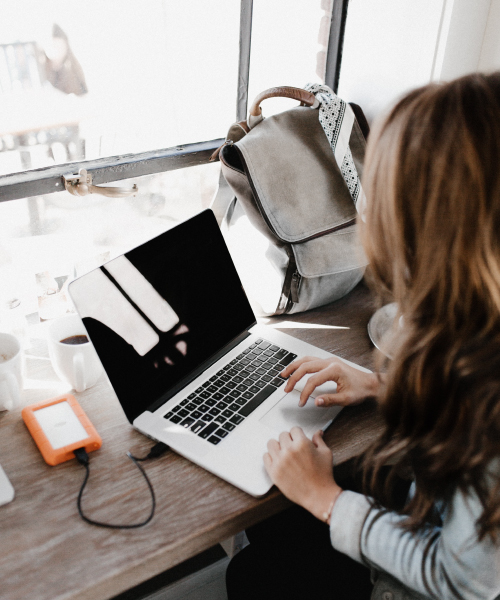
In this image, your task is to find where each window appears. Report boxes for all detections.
[0,0,347,320]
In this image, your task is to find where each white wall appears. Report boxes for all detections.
[338,0,497,123]
[479,0,500,71]
[434,0,491,80]
[338,0,445,122]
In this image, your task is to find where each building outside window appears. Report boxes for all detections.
[0,0,338,323]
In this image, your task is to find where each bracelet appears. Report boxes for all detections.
[322,497,337,525]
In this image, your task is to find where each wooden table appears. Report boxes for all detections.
[0,281,382,600]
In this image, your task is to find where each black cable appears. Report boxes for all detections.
[74,442,169,529]
[129,442,170,462]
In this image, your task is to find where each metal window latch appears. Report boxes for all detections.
[63,168,138,198]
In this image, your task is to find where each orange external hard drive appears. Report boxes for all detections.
[22,394,102,466]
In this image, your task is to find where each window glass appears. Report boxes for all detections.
[247,0,330,118]
[0,162,220,318]
[0,0,239,176]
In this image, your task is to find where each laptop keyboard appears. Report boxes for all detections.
[163,338,297,445]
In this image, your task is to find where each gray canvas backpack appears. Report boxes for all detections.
[211,85,369,317]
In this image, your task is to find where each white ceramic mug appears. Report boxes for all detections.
[47,314,103,393]
[0,333,23,411]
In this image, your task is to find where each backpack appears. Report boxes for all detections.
[211,85,369,316]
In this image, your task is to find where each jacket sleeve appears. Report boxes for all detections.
[329,487,500,600]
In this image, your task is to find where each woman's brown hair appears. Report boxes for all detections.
[361,72,500,539]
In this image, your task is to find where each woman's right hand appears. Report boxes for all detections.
[281,356,381,408]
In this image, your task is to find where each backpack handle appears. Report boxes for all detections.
[248,86,319,117]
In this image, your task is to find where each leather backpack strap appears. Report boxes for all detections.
[248,86,319,116]
[349,102,370,139]
[247,86,320,129]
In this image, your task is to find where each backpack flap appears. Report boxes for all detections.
[233,106,360,243]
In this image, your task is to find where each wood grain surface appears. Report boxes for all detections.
[0,281,382,600]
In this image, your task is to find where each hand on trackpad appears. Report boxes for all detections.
[259,390,341,436]
[293,374,337,401]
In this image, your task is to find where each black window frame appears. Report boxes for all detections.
[0,0,348,204]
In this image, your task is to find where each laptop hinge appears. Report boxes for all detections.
[144,328,255,417]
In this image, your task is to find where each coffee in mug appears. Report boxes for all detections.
[47,315,103,393]
[60,335,89,345]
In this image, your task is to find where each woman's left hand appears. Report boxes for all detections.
[263,427,343,522]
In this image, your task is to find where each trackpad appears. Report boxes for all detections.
[259,390,341,436]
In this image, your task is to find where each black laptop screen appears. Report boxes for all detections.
[70,210,256,422]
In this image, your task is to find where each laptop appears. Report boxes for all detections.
[69,209,369,496]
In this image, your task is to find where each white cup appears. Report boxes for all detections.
[47,314,103,393]
[0,333,23,411]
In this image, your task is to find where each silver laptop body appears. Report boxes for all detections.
[69,209,369,496]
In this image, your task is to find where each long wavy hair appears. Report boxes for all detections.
[361,72,500,539]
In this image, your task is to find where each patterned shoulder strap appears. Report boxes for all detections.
[304,83,366,217]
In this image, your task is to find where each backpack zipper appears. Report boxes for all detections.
[290,270,302,304]
[282,269,302,314]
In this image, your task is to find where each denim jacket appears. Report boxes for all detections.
[329,481,500,600]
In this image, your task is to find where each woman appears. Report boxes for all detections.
[226,72,500,600]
